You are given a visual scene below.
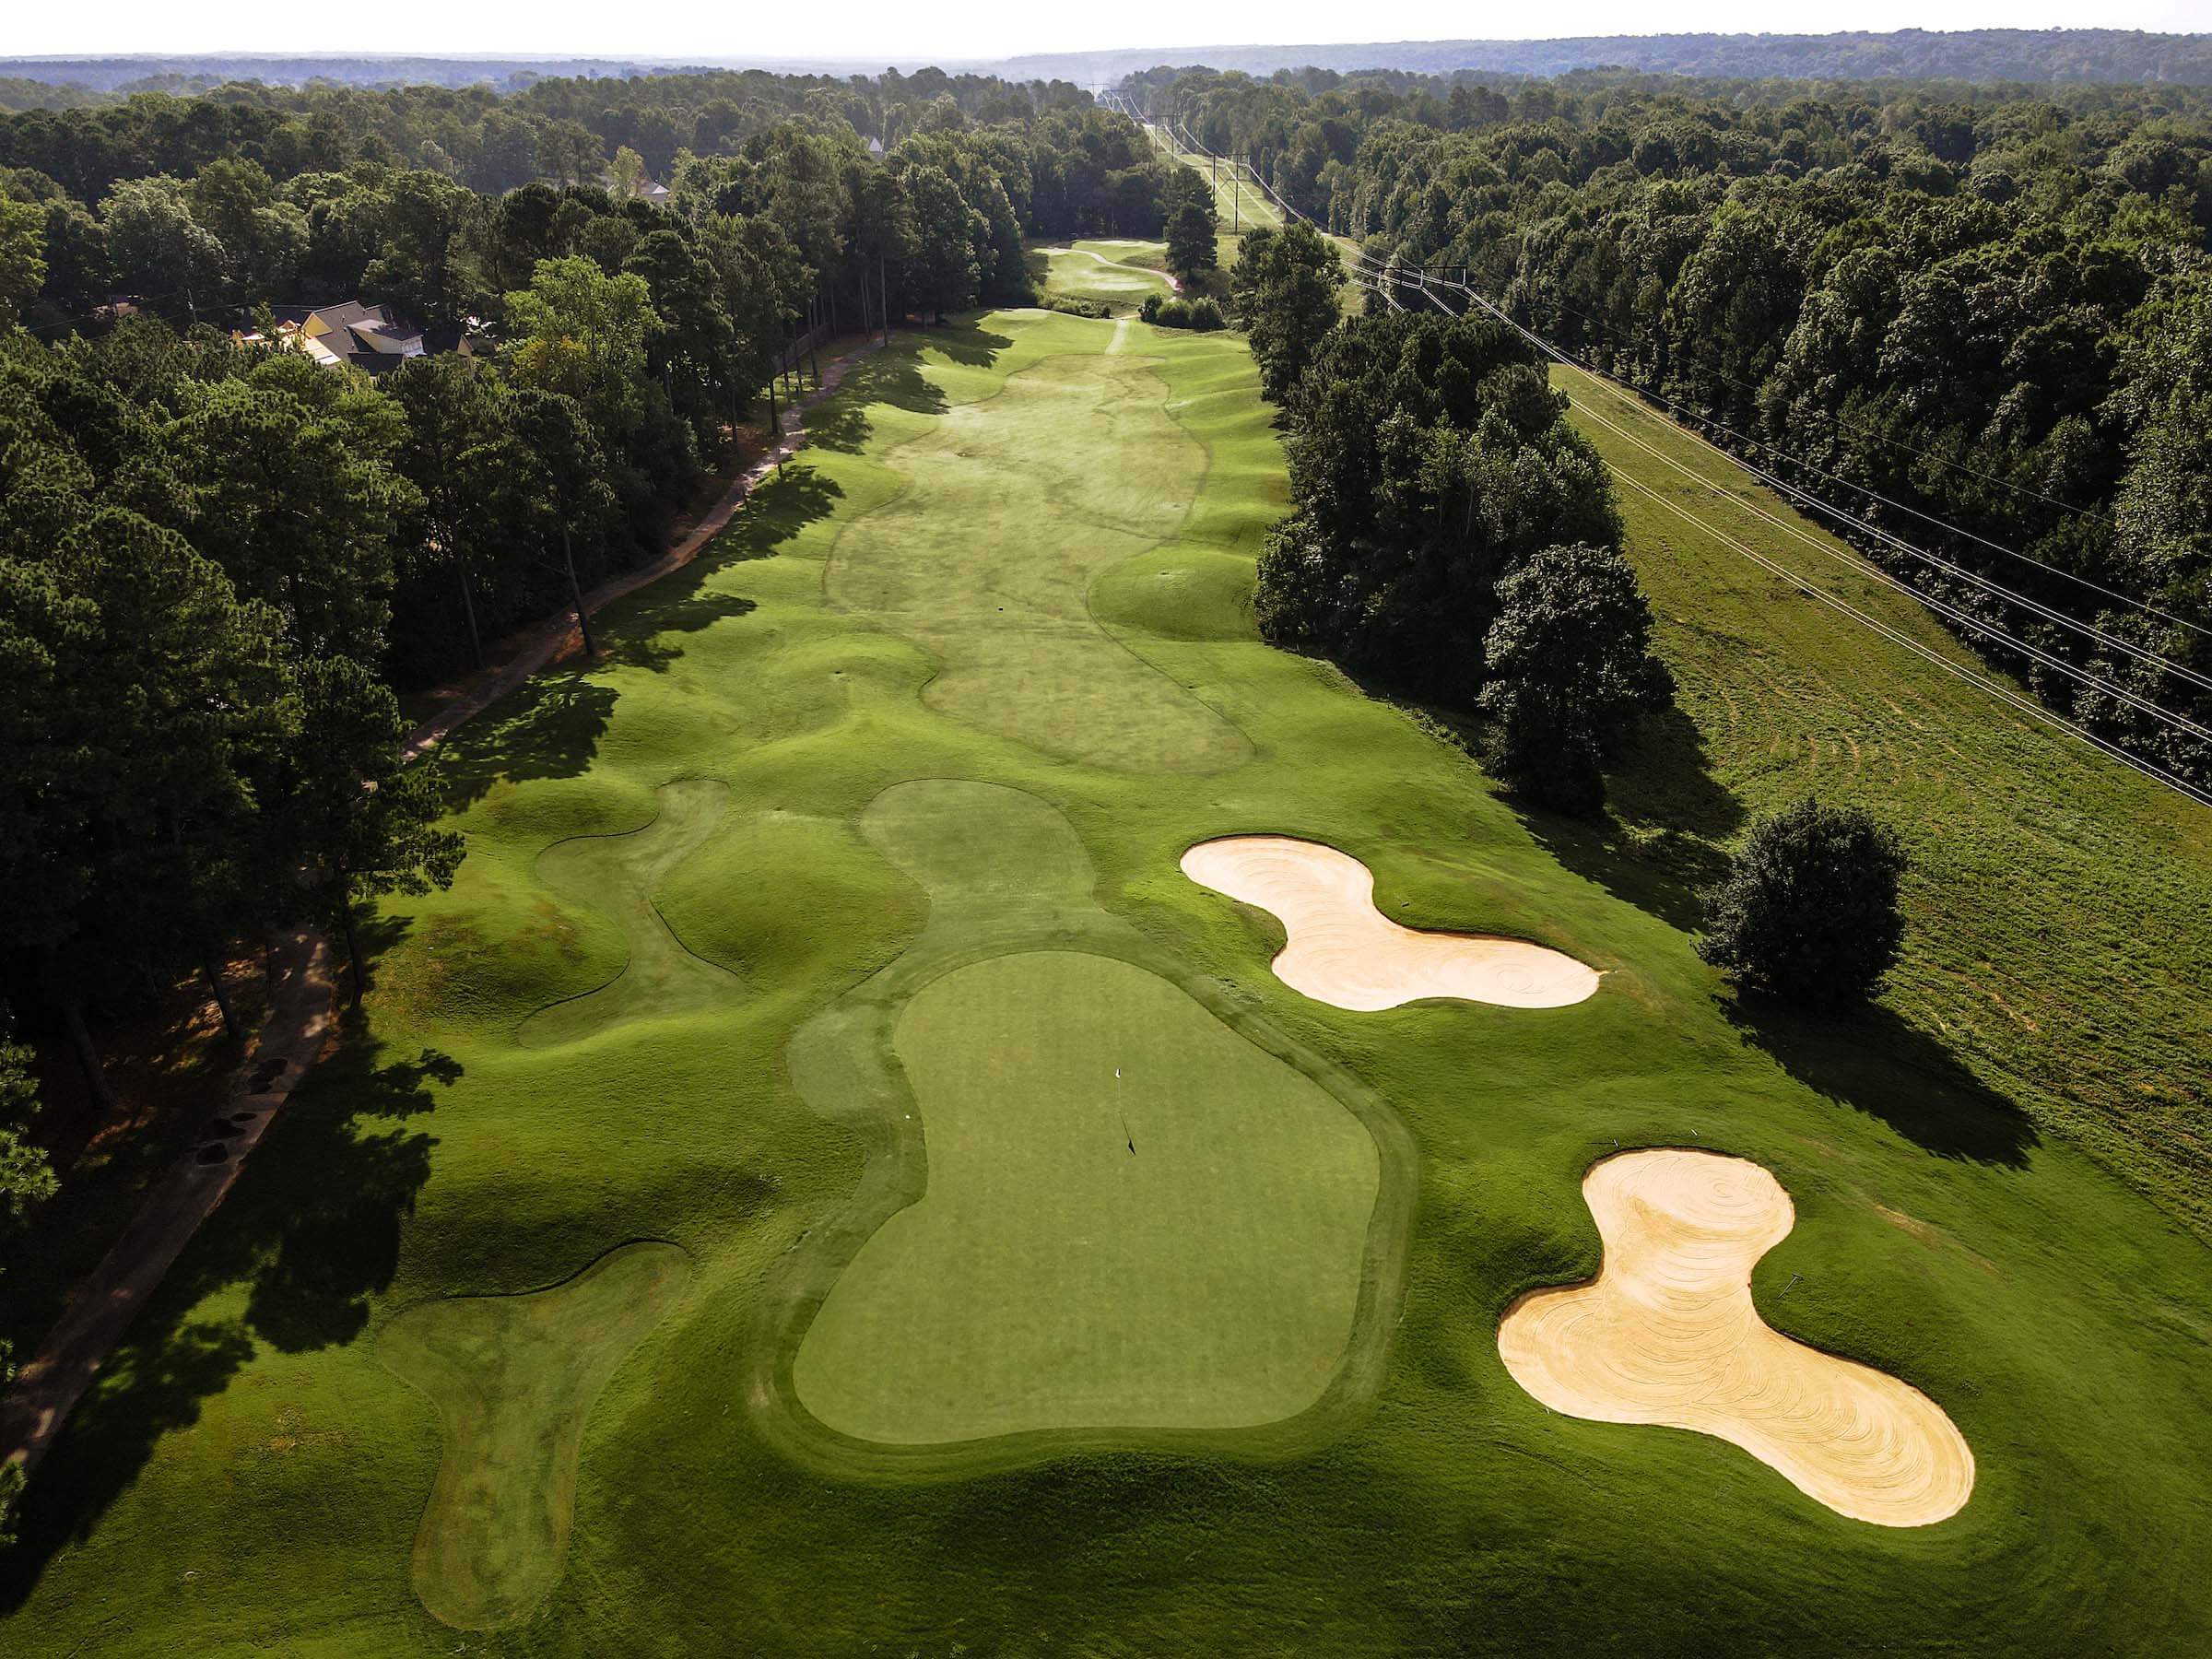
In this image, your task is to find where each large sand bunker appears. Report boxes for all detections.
[1498,1149,1974,1526]
[1180,836,1599,1011]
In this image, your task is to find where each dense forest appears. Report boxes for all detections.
[0,65,1196,1251]
[1063,29,2212,86]
[1133,65,2212,787]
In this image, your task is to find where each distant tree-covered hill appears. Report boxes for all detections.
[1017,30,2212,87]
[6,32,2212,104]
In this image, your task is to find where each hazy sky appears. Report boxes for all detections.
[11,1,2211,63]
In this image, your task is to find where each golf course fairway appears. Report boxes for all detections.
[6,308,2212,1659]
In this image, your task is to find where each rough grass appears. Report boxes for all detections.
[5,312,2210,1659]
[377,1242,690,1630]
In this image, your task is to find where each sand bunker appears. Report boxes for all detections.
[1498,1149,1974,1526]
[1180,836,1599,1011]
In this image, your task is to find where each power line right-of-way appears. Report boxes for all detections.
[1116,94,2208,809]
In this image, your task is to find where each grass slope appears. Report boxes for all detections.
[378,1242,690,1630]
[2,313,2208,1659]
[1555,361,2212,1235]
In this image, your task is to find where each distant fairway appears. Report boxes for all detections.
[1036,241,1175,311]
[12,309,2212,1658]
[824,346,1250,771]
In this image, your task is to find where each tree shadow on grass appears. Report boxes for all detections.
[1518,707,1747,935]
[803,349,951,454]
[0,1025,453,1611]
[1724,994,2038,1169]
[431,671,617,815]
[706,462,843,560]
[596,594,759,673]
[916,320,1015,370]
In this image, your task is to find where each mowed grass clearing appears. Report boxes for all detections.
[2,312,2208,1658]
[1555,360,2212,1235]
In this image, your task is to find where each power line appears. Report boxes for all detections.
[1407,265,2212,712]
[1503,272,2115,526]
[1416,266,2212,807]
[1518,341,2212,671]
[1570,386,2212,745]
[1583,371,2212,645]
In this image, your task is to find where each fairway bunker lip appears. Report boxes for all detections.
[1497,1147,1975,1527]
[1180,835,1600,1012]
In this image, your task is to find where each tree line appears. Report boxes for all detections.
[0,76,1190,1186]
[1129,65,2212,784]
[1232,226,1672,815]
[1231,212,1912,1015]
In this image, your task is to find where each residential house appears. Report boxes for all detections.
[241,300,473,376]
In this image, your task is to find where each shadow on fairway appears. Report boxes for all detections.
[707,461,843,559]
[1726,995,2038,1168]
[803,350,952,454]
[922,320,1014,368]
[0,1023,454,1612]
[434,671,617,814]
[598,594,759,673]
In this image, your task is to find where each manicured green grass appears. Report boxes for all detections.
[377,1242,690,1630]
[5,312,2209,1659]
[794,947,1378,1443]
[1035,241,1174,312]
[515,779,741,1048]
[823,337,1248,771]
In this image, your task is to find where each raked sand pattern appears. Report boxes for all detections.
[1498,1149,1975,1527]
[1180,836,1600,1011]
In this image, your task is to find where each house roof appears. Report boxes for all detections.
[291,300,425,374]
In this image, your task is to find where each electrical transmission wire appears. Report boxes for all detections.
[1508,276,2126,529]
[1481,281,2207,641]
[1414,266,2212,802]
[1392,260,2203,655]
[1471,323,2212,673]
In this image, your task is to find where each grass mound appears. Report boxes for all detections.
[378,1241,690,1630]
[1089,543,1255,641]
[515,779,740,1047]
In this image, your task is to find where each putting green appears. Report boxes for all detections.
[379,1242,691,1630]
[825,344,1250,773]
[772,776,1411,1465]
[792,949,1380,1443]
[516,779,739,1047]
